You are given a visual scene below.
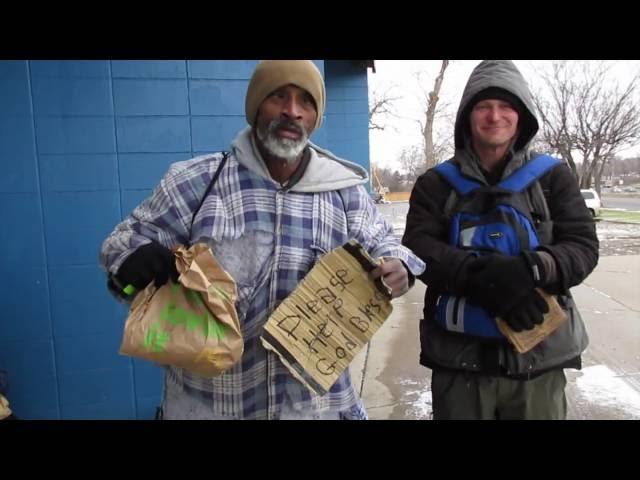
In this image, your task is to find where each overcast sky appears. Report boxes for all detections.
[367,60,640,171]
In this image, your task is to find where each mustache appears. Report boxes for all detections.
[268,118,305,136]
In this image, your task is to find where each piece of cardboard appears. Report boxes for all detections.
[496,288,568,354]
[261,240,393,395]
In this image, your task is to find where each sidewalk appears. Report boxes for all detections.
[350,255,640,420]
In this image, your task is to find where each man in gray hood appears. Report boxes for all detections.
[101,60,425,420]
[403,60,598,420]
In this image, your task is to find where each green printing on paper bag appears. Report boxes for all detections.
[155,284,227,342]
[143,322,170,353]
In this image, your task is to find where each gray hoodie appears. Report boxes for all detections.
[452,60,542,185]
[455,60,539,152]
[231,126,369,193]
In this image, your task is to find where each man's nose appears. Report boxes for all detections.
[281,97,303,119]
[487,107,501,122]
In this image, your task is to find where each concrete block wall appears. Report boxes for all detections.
[0,59,369,418]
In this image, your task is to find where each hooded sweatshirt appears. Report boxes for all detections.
[234,126,370,192]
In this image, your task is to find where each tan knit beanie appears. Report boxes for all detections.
[245,60,325,131]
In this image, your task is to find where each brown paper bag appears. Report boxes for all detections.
[119,243,243,377]
[0,394,11,420]
[496,288,568,354]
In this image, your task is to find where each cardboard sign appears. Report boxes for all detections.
[497,288,568,353]
[261,240,393,395]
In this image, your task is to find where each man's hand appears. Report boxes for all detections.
[501,289,549,332]
[463,254,537,316]
[116,242,179,291]
[370,258,410,299]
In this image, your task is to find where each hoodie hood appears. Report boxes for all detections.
[454,60,539,152]
[230,127,369,193]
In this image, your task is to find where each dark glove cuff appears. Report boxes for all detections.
[107,273,134,303]
[450,253,479,294]
[520,251,545,287]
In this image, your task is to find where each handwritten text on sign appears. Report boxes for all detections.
[261,243,393,395]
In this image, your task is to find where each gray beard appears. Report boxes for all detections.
[256,119,309,165]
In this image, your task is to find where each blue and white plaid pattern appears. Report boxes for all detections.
[101,152,425,419]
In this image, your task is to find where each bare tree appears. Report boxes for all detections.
[398,145,426,181]
[533,61,640,193]
[607,156,640,177]
[624,157,640,173]
[575,63,640,191]
[532,62,579,175]
[371,163,396,192]
[369,85,400,131]
[418,60,452,169]
[372,165,404,192]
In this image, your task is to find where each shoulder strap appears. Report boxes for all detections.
[443,188,459,217]
[498,154,561,192]
[533,168,553,220]
[433,161,483,196]
[439,155,560,218]
[189,152,229,238]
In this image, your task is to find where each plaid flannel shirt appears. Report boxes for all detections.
[101,150,425,419]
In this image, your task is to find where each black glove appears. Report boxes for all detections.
[501,289,549,332]
[463,253,541,317]
[115,242,179,290]
[448,254,480,296]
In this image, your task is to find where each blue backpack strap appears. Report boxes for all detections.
[433,161,483,196]
[498,154,561,192]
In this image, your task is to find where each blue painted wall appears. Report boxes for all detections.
[324,60,371,174]
[0,60,370,419]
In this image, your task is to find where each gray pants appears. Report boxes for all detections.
[431,369,567,420]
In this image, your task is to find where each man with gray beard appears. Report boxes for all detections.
[100,60,425,420]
